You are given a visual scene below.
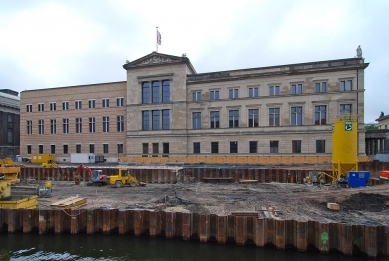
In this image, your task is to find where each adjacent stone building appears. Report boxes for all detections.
[0,89,20,158]
[20,52,369,163]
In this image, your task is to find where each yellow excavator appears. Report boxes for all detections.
[107,168,146,188]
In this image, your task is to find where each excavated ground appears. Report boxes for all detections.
[28,179,389,226]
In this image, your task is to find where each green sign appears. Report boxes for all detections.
[345,122,352,131]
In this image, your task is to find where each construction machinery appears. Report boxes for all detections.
[75,164,107,186]
[0,158,20,183]
[107,168,146,188]
[31,154,58,168]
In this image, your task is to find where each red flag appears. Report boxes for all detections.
[157,30,161,45]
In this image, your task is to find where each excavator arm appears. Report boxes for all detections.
[75,164,93,178]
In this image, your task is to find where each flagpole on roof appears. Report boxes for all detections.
[156,26,158,52]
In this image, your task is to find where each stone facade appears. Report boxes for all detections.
[0,89,20,158]
[20,52,369,162]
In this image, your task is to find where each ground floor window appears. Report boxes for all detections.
[153,143,159,155]
[27,145,31,154]
[249,141,257,153]
[163,143,169,154]
[230,141,238,153]
[63,145,68,154]
[118,144,123,154]
[51,145,56,154]
[270,141,278,153]
[39,145,43,154]
[292,140,301,153]
[211,142,218,153]
[90,144,95,153]
[103,144,109,154]
[316,140,325,153]
[142,143,148,155]
[193,142,200,154]
[76,144,81,153]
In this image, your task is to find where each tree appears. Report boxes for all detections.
[365,124,379,130]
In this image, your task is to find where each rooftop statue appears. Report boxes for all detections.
[356,45,362,58]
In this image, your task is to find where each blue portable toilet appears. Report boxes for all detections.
[357,171,370,187]
[347,172,359,188]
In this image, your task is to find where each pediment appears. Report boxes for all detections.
[123,52,184,69]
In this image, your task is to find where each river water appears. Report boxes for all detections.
[0,233,387,261]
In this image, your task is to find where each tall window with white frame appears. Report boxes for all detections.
[50,102,56,111]
[152,81,160,103]
[26,104,32,112]
[76,118,82,133]
[248,109,259,127]
[89,99,96,109]
[75,100,82,109]
[27,120,32,135]
[340,80,352,91]
[314,106,327,125]
[50,119,56,134]
[291,84,303,95]
[103,116,109,132]
[63,101,69,110]
[162,110,170,130]
[117,115,124,132]
[162,80,170,102]
[229,89,239,99]
[38,119,44,134]
[340,104,352,115]
[102,98,110,108]
[249,87,259,97]
[291,107,302,126]
[210,90,219,100]
[142,111,150,130]
[152,110,160,130]
[142,82,150,104]
[89,117,96,133]
[192,91,201,101]
[210,111,220,129]
[269,86,280,96]
[63,118,69,134]
[315,82,327,93]
[229,110,239,128]
[192,112,202,129]
[117,97,124,107]
[269,108,280,126]
[38,103,44,112]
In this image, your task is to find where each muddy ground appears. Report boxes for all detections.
[22,179,389,226]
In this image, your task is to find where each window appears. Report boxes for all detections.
[152,110,160,130]
[162,80,170,102]
[118,143,123,154]
[291,107,303,126]
[270,141,279,153]
[50,102,56,111]
[249,87,259,97]
[27,120,32,135]
[38,119,44,134]
[63,118,69,134]
[27,104,32,112]
[142,82,150,103]
[292,140,301,153]
[229,110,239,128]
[192,112,202,129]
[76,144,81,153]
[27,145,31,154]
[229,89,239,99]
[249,141,257,153]
[193,142,200,154]
[142,111,150,130]
[7,114,13,122]
[162,110,170,130]
[103,116,109,132]
[75,100,82,109]
[269,108,280,126]
[291,84,303,95]
[142,143,149,154]
[316,140,325,153]
[51,145,55,154]
[90,144,95,153]
[210,111,220,129]
[211,142,219,153]
[89,99,96,109]
[117,115,124,132]
[39,145,43,154]
[340,104,352,115]
[63,101,69,110]
[152,81,160,103]
[340,80,352,91]
[117,97,124,107]
[210,90,219,100]
[230,141,238,153]
[248,109,259,127]
[7,129,13,143]
[89,117,96,133]
[163,143,169,154]
[153,143,159,154]
[315,82,327,93]
[102,98,110,108]
[314,106,327,125]
[76,118,82,133]
[63,144,68,154]
[269,86,280,96]
[192,91,201,101]
[50,119,56,134]
[38,103,44,112]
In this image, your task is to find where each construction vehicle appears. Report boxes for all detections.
[305,171,349,188]
[75,164,107,186]
[107,168,146,188]
[0,158,20,183]
[31,154,58,168]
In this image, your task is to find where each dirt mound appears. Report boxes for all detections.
[341,192,389,212]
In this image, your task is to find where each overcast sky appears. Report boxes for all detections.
[0,0,388,123]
